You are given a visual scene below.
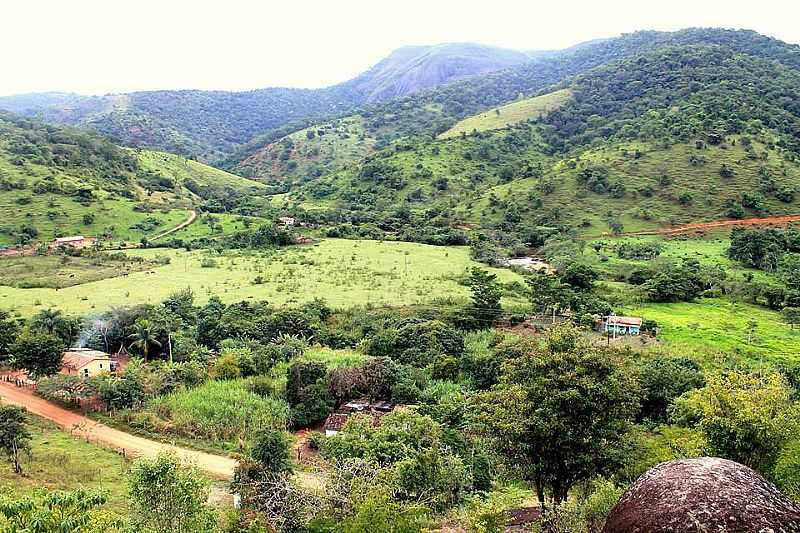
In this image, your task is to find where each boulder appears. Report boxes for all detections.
[603,457,800,532]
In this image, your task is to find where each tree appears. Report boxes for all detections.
[473,325,640,508]
[250,429,294,476]
[30,308,82,347]
[129,319,162,361]
[671,371,800,474]
[128,453,217,533]
[0,489,122,532]
[0,310,22,362]
[0,405,31,474]
[637,356,705,422]
[781,307,800,330]
[779,253,800,291]
[466,267,503,328]
[10,331,65,378]
[526,272,570,320]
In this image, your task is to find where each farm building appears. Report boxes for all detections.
[602,315,643,336]
[50,236,95,249]
[323,399,395,436]
[278,216,296,227]
[61,348,119,377]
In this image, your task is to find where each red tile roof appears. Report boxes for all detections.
[62,349,112,371]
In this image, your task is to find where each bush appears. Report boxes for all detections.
[774,440,800,500]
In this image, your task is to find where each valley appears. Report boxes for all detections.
[2,23,800,533]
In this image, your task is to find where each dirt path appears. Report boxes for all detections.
[0,381,236,480]
[151,209,197,241]
[621,213,800,237]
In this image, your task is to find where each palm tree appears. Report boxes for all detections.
[128,320,161,361]
[33,308,63,335]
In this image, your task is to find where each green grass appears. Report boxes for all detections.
[585,234,777,284]
[121,379,289,450]
[0,192,191,247]
[440,89,573,139]
[0,239,523,316]
[300,346,368,368]
[0,253,157,289]
[137,149,268,194]
[624,298,800,364]
[166,212,265,241]
[0,417,131,514]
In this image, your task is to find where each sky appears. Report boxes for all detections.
[2,0,800,96]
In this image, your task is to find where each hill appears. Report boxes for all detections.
[280,40,800,244]
[0,112,269,246]
[1,44,529,163]
[347,43,529,103]
[229,28,800,183]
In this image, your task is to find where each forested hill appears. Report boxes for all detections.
[227,28,800,181]
[281,40,800,243]
[0,44,529,163]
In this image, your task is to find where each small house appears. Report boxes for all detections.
[323,399,395,436]
[603,315,643,336]
[278,217,296,227]
[61,348,117,378]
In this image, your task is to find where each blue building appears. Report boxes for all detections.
[603,315,643,336]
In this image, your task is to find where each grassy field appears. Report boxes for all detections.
[122,379,289,451]
[0,253,160,289]
[440,89,573,139]
[0,239,524,316]
[137,150,268,194]
[624,298,800,364]
[585,234,776,284]
[0,192,191,247]
[166,212,265,241]
[0,417,131,514]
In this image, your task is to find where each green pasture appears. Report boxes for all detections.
[0,239,523,316]
[624,298,800,364]
[440,88,573,139]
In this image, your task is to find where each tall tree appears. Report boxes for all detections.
[466,267,503,328]
[10,331,65,378]
[0,404,32,475]
[473,325,640,508]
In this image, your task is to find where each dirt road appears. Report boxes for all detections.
[151,209,197,241]
[0,381,236,480]
[624,213,800,237]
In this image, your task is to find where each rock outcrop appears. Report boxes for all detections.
[603,457,800,532]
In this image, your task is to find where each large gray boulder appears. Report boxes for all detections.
[603,457,800,532]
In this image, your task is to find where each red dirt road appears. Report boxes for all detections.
[0,381,236,480]
[624,214,800,237]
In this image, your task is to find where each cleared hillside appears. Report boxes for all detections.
[439,89,572,139]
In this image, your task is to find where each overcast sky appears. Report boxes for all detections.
[2,0,799,96]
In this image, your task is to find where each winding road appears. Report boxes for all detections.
[0,381,237,480]
[150,209,198,241]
